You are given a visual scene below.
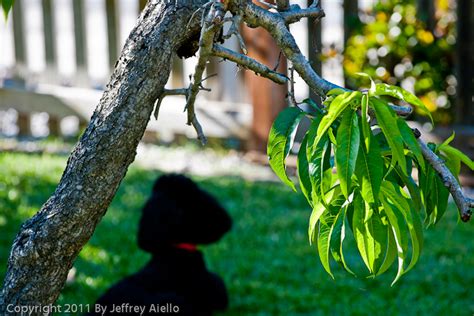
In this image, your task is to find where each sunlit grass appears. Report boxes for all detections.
[0,152,473,315]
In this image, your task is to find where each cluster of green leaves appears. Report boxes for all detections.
[342,0,456,124]
[1,0,14,19]
[267,82,473,284]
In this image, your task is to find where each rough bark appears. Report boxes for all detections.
[0,0,206,311]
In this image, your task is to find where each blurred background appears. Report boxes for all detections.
[0,0,473,314]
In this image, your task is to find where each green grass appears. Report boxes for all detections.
[0,152,473,315]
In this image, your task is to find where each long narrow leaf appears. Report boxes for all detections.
[438,144,474,171]
[380,194,409,285]
[352,194,371,272]
[371,98,407,175]
[397,119,425,171]
[374,83,433,123]
[297,134,313,206]
[355,134,384,206]
[376,225,397,276]
[336,110,360,198]
[315,91,361,147]
[309,201,326,244]
[330,206,355,275]
[381,182,423,273]
[361,93,371,150]
[317,197,345,278]
[267,107,304,191]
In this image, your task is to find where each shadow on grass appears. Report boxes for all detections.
[0,153,473,315]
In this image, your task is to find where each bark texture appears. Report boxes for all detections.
[0,0,206,311]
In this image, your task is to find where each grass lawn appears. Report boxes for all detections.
[0,152,473,315]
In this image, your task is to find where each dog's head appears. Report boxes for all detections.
[138,174,232,253]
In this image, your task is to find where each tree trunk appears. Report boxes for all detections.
[0,0,206,311]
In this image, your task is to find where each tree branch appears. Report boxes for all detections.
[418,139,472,222]
[185,2,226,145]
[212,44,288,84]
[280,4,325,24]
[231,1,340,97]
[153,88,189,120]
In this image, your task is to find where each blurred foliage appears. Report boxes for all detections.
[0,152,473,314]
[342,0,457,125]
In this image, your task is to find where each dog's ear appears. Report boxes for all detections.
[182,188,232,244]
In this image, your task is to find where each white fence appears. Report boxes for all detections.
[0,0,371,140]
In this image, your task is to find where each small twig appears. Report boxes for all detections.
[223,15,247,54]
[154,88,208,145]
[273,51,282,71]
[288,66,298,106]
[418,138,472,222]
[184,1,225,145]
[186,1,213,30]
[191,115,207,145]
[212,44,288,84]
[153,88,189,120]
[280,4,325,24]
[201,72,218,83]
[233,1,338,96]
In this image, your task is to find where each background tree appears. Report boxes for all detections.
[343,0,457,124]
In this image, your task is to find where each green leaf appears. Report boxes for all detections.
[420,162,449,225]
[317,197,345,278]
[397,119,425,171]
[326,88,346,96]
[361,93,371,150]
[441,152,461,183]
[439,132,456,148]
[355,72,376,94]
[318,210,336,278]
[374,83,434,123]
[406,199,424,272]
[366,209,389,274]
[315,91,361,147]
[376,226,397,276]
[438,144,474,171]
[327,127,338,145]
[355,134,383,206]
[336,110,360,198]
[309,200,326,244]
[352,194,371,272]
[381,182,423,273]
[352,193,389,275]
[2,0,14,19]
[380,195,409,285]
[394,166,424,213]
[330,205,355,275]
[419,167,436,221]
[371,98,407,175]
[432,173,449,224]
[267,107,303,191]
[297,134,312,206]
[307,124,332,204]
[303,98,325,115]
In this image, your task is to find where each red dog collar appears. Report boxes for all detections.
[174,243,198,252]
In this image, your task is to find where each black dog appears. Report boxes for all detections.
[90,174,232,315]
